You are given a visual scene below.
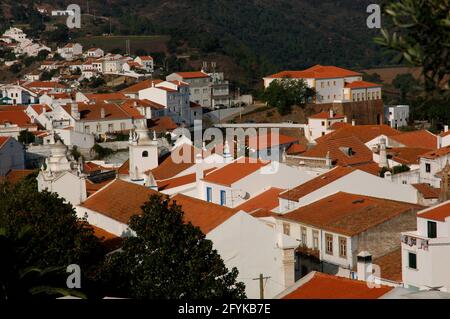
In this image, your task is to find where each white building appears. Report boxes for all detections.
[401,200,450,291]
[385,105,410,129]
[75,179,298,299]
[0,84,39,105]
[305,109,347,142]
[263,65,382,104]
[0,136,25,176]
[134,56,154,73]
[2,27,27,42]
[166,71,212,108]
[57,43,83,60]
[86,48,104,58]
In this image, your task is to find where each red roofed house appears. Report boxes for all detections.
[74,179,298,299]
[263,65,382,104]
[57,43,83,60]
[0,83,39,105]
[166,71,212,108]
[85,48,104,58]
[134,56,154,73]
[267,191,422,278]
[401,200,450,291]
[306,109,348,141]
[0,108,38,138]
[0,136,25,175]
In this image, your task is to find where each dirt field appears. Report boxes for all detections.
[362,66,423,84]
[76,35,169,54]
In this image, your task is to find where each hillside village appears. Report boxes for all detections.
[2,25,450,300]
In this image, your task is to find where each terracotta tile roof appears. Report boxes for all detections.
[282,192,423,236]
[301,136,373,166]
[286,143,307,155]
[279,166,354,201]
[202,158,270,187]
[175,71,209,79]
[418,201,450,222]
[85,92,128,101]
[0,136,9,149]
[137,56,153,61]
[156,86,177,93]
[117,103,145,119]
[90,225,123,252]
[351,162,381,176]
[31,104,52,115]
[0,109,35,127]
[85,178,115,197]
[266,65,361,80]
[171,80,189,87]
[157,168,216,191]
[24,81,66,89]
[309,111,345,120]
[330,122,351,130]
[117,159,129,175]
[2,169,35,184]
[412,183,440,199]
[79,179,157,224]
[420,146,450,159]
[372,249,402,283]
[171,194,237,234]
[316,124,400,144]
[147,116,178,132]
[282,272,392,299]
[387,147,431,165]
[236,188,284,213]
[440,130,450,137]
[390,130,437,150]
[61,102,131,121]
[247,133,298,151]
[120,79,163,94]
[190,101,202,108]
[149,144,197,180]
[121,99,165,110]
[344,80,381,89]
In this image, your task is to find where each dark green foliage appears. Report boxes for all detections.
[91,144,114,159]
[99,194,246,299]
[392,164,410,175]
[18,130,35,145]
[392,73,419,104]
[262,78,315,115]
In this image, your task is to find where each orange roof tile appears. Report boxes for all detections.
[85,92,128,101]
[0,109,35,127]
[147,116,178,132]
[372,249,402,283]
[351,162,381,176]
[282,192,423,236]
[120,79,164,94]
[412,183,440,199]
[90,225,123,251]
[279,166,354,201]
[316,124,401,144]
[175,71,209,79]
[171,194,237,234]
[309,111,345,120]
[117,159,129,175]
[267,65,361,80]
[0,136,9,148]
[418,201,450,222]
[282,272,392,299]
[149,144,197,180]
[236,188,284,213]
[24,81,66,89]
[420,146,450,159]
[387,147,431,165]
[2,169,35,184]
[345,80,381,89]
[390,130,437,150]
[137,56,153,61]
[202,158,270,187]
[286,143,307,155]
[301,136,373,166]
[247,133,298,151]
[61,102,132,121]
[157,167,217,191]
[79,179,157,224]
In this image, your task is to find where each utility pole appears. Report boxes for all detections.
[253,273,271,299]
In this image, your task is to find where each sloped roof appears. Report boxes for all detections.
[418,201,450,222]
[390,130,437,150]
[412,183,440,199]
[316,124,401,144]
[120,79,164,94]
[175,71,209,79]
[235,188,284,213]
[266,65,361,80]
[61,102,132,121]
[344,81,381,89]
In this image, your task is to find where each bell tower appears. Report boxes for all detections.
[128,122,158,181]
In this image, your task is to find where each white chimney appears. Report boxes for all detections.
[357,251,373,282]
[100,107,105,119]
[351,119,356,126]
[384,171,392,181]
[445,125,449,133]
[42,106,46,114]
[70,103,80,120]
[379,137,388,168]
[329,109,334,118]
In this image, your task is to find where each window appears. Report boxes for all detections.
[321,82,324,88]
[84,125,90,134]
[321,121,325,126]
[428,221,437,238]
[301,227,307,245]
[333,81,336,86]
[108,124,113,133]
[325,233,333,255]
[339,237,347,258]
[206,187,212,202]
[283,223,290,236]
[142,151,148,158]
[220,190,226,206]
[96,124,101,133]
[408,252,417,269]
[425,163,431,173]
[313,230,319,250]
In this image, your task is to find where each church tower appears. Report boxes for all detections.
[128,122,158,181]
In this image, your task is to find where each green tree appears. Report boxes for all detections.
[0,177,105,296]
[99,194,246,299]
[9,63,22,74]
[18,130,35,145]
[375,0,449,95]
[392,73,418,103]
[262,78,315,115]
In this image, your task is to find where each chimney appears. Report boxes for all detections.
[439,163,450,202]
[384,171,392,182]
[445,125,449,133]
[100,107,105,119]
[329,109,334,118]
[357,251,373,282]
[70,103,80,120]
[378,137,388,168]
[351,119,356,126]
[42,106,46,114]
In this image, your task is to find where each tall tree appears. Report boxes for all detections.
[263,78,315,115]
[99,194,246,299]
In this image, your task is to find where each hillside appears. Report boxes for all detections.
[1,0,391,89]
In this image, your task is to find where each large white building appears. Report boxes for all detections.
[263,65,382,104]
[385,105,410,129]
